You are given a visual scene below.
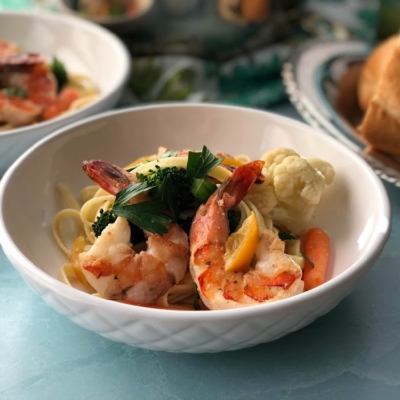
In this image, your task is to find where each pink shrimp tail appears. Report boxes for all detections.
[82,160,134,195]
[190,160,264,256]
[217,160,264,206]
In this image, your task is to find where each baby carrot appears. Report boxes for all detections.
[302,227,330,291]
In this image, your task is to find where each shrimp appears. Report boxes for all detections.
[0,40,57,127]
[79,217,189,304]
[80,159,189,304]
[190,161,304,310]
[83,159,149,203]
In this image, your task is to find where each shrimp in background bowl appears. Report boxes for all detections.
[0,38,98,132]
[53,145,335,310]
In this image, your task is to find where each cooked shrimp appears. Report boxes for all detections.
[0,39,22,61]
[190,161,304,310]
[79,217,189,304]
[83,159,149,203]
[0,93,42,126]
[80,159,189,304]
[0,41,57,127]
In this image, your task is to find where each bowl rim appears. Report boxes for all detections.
[0,10,131,139]
[0,103,392,321]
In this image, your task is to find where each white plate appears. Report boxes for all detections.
[282,39,400,188]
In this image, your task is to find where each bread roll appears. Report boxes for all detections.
[357,34,399,112]
[357,33,400,156]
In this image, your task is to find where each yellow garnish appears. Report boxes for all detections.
[222,157,244,167]
[224,211,259,272]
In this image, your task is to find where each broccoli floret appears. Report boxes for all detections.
[137,166,196,207]
[92,208,146,245]
[92,209,117,237]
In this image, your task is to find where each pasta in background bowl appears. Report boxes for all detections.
[0,104,391,353]
[0,11,130,176]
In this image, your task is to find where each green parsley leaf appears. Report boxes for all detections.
[301,250,315,268]
[186,146,223,179]
[50,57,68,91]
[190,177,217,204]
[113,200,171,234]
[160,150,178,158]
[113,182,153,208]
[152,176,180,222]
[278,231,297,241]
[3,87,27,99]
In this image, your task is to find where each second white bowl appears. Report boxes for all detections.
[0,11,130,176]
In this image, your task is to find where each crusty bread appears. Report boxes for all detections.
[357,34,399,112]
[357,34,400,156]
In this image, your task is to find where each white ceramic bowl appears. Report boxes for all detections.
[0,104,391,353]
[0,11,130,176]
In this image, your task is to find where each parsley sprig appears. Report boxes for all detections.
[96,146,223,236]
[187,146,223,203]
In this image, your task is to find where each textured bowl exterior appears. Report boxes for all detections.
[0,104,391,353]
[0,11,130,176]
[6,255,363,353]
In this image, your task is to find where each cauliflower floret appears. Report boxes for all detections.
[246,167,277,216]
[257,148,335,235]
[261,147,299,175]
[306,157,335,184]
[274,156,325,212]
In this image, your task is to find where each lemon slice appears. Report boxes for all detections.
[222,157,244,167]
[224,211,259,272]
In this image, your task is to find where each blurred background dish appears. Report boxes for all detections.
[0,11,130,177]
[57,0,155,35]
[0,103,391,352]
[56,0,303,60]
[282,38,400,188]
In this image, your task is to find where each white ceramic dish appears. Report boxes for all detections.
[282,39,400,188]
[0,11,130,176]
[0,104,391,353]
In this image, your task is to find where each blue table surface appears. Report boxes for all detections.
[1,102,400,400]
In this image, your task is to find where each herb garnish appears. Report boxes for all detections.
[3,87,27,99]
[92,146,223,236]
[160,150,178,158]
[186,146,223,179]
[187,146,223,203]
[113,199,171,234]
[301,250,315,268]
[50,57,68,91]
[278,231,297,241]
